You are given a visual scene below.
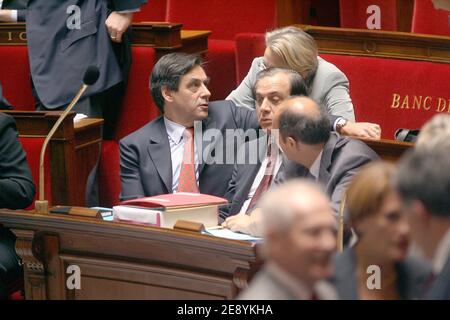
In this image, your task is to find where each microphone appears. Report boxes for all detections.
[35,66,100,214]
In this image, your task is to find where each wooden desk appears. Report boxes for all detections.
[361,138,413,162]
[0,209,261,300]
[0,22,210,57]
[298,24,450,64]
[0,111,103,206]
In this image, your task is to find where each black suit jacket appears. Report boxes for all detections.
[24,0,146,108]
[0,113,35,209]
[330,248,431,300]
[119,100,259,201]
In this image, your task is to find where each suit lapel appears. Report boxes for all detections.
[147,117,172,193]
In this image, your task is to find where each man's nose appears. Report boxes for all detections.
[260,98,273,113]
[201,83,211,99]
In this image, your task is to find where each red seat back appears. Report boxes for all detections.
[0,47,35,110]
[322,54,450,138]
[339,0,398,30]
[411,0,450,36]
[19,137,51,209]
[99,140,121,207]
[114,47,159,141]
[235,33,265,84]
[166,0,278,40]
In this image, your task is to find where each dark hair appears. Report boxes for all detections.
[278,97,330,145]
[252,68,307,99]
[150,53,203,113]
[395,149,450,217]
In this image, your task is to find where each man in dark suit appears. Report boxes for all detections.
[0,112,35,299]
[395,148,450,300]
[221,68,307,227]
[275,96,379,217]
[119,53,259,200]
[4,0,146,137]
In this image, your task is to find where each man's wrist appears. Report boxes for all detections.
[334,117,348,134]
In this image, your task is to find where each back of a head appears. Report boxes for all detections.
[265,26,318,82]
[416,114,450,151]
[346,161,396,230]
[277,96,330,145]
[395,148,450,217]
[150,53,203,113]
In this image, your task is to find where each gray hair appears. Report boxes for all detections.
[416,114,450,151]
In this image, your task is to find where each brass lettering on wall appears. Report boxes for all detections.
[391,94,449,113]
[7,32,12,41]
[19,32,27,41]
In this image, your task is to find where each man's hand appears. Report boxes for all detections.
[105,12,133,43]
[0,10,14,22]
[340,121,381,139]
[222,209,263,237]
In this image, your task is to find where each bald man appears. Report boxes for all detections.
[238,179,337,300]
[225,96,378,239]
[274,96,378,225]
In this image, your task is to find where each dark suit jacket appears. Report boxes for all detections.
[119,100,259,201]
[221,135,286,218]
[25,0,145,108]
[284,132,379,216]
[426,256,450,300]
[0,113,35,209]
[330,248,431,300]
[0,84,12,110]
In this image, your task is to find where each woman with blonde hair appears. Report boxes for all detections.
[329,161,430,299]
[227,26,381,139]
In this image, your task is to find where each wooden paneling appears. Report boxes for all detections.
[298,24,450,63]
[0,209,262,300]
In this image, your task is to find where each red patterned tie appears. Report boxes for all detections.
[246,142,276,214]
[178,127,199,193]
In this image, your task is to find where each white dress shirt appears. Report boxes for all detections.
[164,117,199,193]
[239,143,283,214]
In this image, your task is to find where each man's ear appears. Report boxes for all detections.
[287,136,297,150]
[161,86,174,103]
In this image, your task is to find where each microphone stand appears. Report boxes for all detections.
[35,84,89,214]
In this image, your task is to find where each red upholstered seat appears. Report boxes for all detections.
[235,33,265,84]
[133,0,167,22]
[99,140,121,207]
[339,0,398,30]
[166,0,277,41]
[411,0,450,36]
[0,46,35,110]
[321,54,450,138]
[19,137,51,209]
[113,47,159,141]
[166,0,278,100]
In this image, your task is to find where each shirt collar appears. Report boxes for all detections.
[309,150,323,180]
[432,228,450,274]
[164,117,186,145]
